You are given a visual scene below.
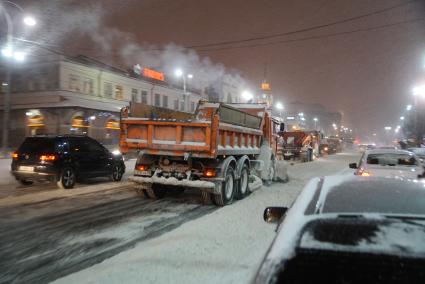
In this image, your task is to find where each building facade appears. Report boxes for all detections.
[0,52,203,148]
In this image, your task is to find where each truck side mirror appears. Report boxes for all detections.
[263,207,288,223]
[279,123,285,132]
[349,163,358,169]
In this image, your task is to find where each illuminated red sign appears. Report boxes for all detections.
[142,68,165,81]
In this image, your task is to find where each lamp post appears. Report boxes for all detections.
[313,117,318,130]
[174,68,193,111]
[413,85,425,145]
[1,1,36,156]
[275,102,283,118]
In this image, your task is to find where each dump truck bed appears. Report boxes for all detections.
[120,102,266,158]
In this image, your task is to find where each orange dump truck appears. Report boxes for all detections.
[119,102,282,206]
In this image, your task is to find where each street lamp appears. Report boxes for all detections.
[1,1,37,156]
[400,116,405,121]
[23,16,36,26]
[406,104,412,111]
[313,117,318,129]
[275,102,284,117]
[174,68,193,111]
[241,90,253,102]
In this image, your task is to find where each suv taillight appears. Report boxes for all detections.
[40,154,56,161]
[12,152,18,160]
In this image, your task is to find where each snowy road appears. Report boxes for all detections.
[0,151,358,284]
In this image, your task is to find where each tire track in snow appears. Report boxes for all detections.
[0,193,216,284]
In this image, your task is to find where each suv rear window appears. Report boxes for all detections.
[18,137,59,153]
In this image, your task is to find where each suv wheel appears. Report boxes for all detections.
[111,164,124,182]
[57,167,76,189]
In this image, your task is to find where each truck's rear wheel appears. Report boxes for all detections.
[235,165,249,200]
[212,167,235,206]
[145,184,167,199]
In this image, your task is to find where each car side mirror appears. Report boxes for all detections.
[263,207,288,223]
[349,163,358,169]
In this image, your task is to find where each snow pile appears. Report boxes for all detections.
[129,176,215,189]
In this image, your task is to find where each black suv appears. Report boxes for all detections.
[11,135,125,189]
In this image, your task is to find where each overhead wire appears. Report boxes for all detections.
[185,0,419,49]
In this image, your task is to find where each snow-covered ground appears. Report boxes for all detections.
[54,152,358,284]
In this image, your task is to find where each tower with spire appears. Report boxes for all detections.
[257,63,273,108]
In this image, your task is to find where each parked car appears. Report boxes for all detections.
[254,176,425,283]
[407,147,425,163]
[11,135,125,189]
[349,149,424,179]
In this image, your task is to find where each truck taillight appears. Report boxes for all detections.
[204,169,216,177]
[40,155,56,161]
[136,165,147,171]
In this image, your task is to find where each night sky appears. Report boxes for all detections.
[16,0,425,138]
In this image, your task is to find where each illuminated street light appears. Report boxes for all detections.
[406,104,412,111]
[400,116,405,121]
[384,126,392,131]
[23,16,36,26]
[187,74,193,79]
[174,68,183,77]
[275,102,284,117]
[413,85,425,97]
[275,102,284,110]
[13,51,26,62]
[313,117,318,130]
[241,90,253,101]
[298,112,304,117]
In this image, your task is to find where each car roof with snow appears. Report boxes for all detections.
[254,175,425,283]
[306,175,425,215]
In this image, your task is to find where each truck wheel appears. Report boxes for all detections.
[235,165,249,199]
[213,167,235,206]
[145,184,167,199]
